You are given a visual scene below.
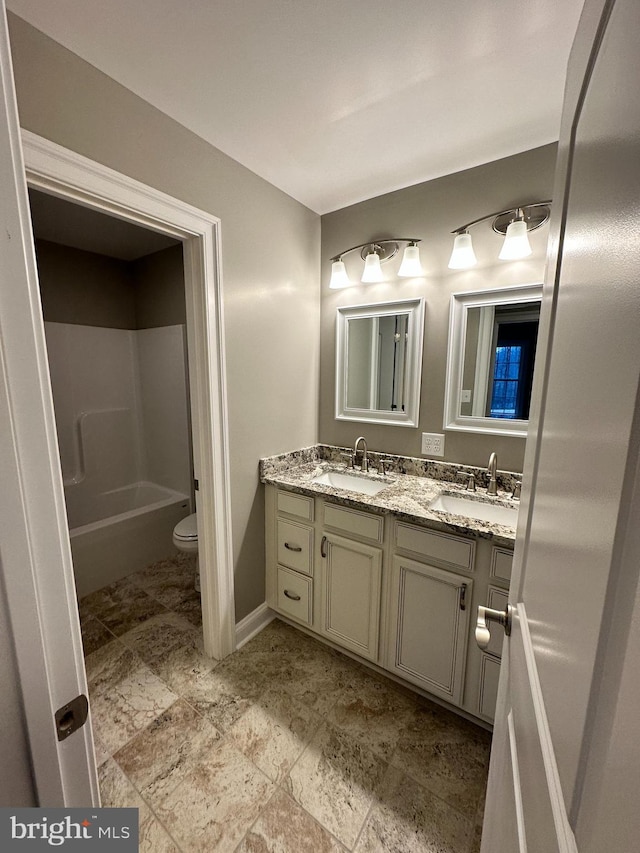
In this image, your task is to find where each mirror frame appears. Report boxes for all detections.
[444,283,543,437]
[336,298,425,427]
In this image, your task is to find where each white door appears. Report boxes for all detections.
[0,3,98,805]
[482,0,640,850]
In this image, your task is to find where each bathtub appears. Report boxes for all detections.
[67,481,192,597]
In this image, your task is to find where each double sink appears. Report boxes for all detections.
[311,469,519,528]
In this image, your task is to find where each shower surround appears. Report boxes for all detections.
[45,321,192,596]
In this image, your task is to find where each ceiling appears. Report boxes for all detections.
[29,189,179,260]
[9,0,584,214]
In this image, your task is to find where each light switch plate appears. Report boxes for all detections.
[421,432,445,457]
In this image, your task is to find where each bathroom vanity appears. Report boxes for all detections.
[261,447,518,726]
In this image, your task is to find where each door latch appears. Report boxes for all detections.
[55,694,89,742]
[475,604,512,650]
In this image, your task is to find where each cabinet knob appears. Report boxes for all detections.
[475,604,512,650]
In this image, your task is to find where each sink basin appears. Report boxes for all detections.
[311,470,388,497]
[429,492,518,527]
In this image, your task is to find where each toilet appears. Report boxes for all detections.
[173,513,200,592]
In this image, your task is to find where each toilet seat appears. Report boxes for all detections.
[173,512,197,542]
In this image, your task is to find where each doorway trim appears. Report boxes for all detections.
[22,129,236,661]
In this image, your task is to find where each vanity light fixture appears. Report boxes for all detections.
[448,201,551,270]
[329,238,423,288]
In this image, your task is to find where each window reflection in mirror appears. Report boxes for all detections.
[336,298,424,427]
[444,284,542,437]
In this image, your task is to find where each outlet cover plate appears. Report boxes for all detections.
[421,432,445,457]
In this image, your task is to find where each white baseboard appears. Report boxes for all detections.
[235,602,276,649]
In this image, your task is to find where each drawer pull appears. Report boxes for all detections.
[459,583,468,611]
[284,542,302,552]
[321,535,327,558]
[283,589,301,601]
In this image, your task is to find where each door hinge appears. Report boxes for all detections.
[194,478,199,491]
[55,694,89,742]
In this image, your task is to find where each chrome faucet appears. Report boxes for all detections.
[354,436,368,472]
[487,452,498,496]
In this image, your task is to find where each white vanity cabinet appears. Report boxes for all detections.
[386,522,474,705]
[319,504,383,662]
[264,483,514,726]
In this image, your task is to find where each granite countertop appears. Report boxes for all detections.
[260,446,520,547]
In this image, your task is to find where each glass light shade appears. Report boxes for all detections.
[329,259,352,289]
[361,251,384,283]
[499,219,532,260]
[448,232,477,269]
[397,244,423,277]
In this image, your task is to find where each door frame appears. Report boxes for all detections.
[21,130,236,663]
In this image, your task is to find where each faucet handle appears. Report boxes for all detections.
[456,471,476,491]
[511,482,522,499]
[341,451,355,469]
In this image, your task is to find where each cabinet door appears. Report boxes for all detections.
[320,533,382,662]
[387,555,472,705]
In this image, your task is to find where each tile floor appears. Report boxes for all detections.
[79,553,490,852]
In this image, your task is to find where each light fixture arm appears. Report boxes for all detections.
[330,238,421,263]
[451,201,552,235]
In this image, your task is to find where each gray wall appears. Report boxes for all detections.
[9,13,321,622]
[320,144,557,473]
[133,244,186,329]
[35,238,136,328]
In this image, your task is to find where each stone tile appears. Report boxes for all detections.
[140,817,181,853]
[117,612,202,674]
[129,553,197,608]
[155,739,275,852]
[85,640,140,695]
[228,687,320,783]
[80,615,115,657]
[237,789,345,853]
[355,765,472,853]
[327,668,418,760]
[98,759,180,852]
[177,649,267,733]
[114,699,221,806]
[267,645,358,716]
[391,702,491,819]
[90,662,179,754]
[81,577,167,636]
[99,756,144,809]
[285,722,387,849]
[92,732,111,768]
[172,587,203,627]
[153,643,219,694]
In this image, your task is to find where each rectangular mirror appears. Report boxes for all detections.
[444,284,542,436]
[336,298,425,427]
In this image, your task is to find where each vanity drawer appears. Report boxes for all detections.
[394,522,474,572]
[277,519,313,575]
[277,490,314,521]
[323,503,384,543]
[277,567,312,625]
[491,546,514,583]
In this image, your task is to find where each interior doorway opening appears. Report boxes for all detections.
[23,130,236,663]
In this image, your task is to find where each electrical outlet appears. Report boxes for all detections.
[461,389,472,403]
[421,432,445,457]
